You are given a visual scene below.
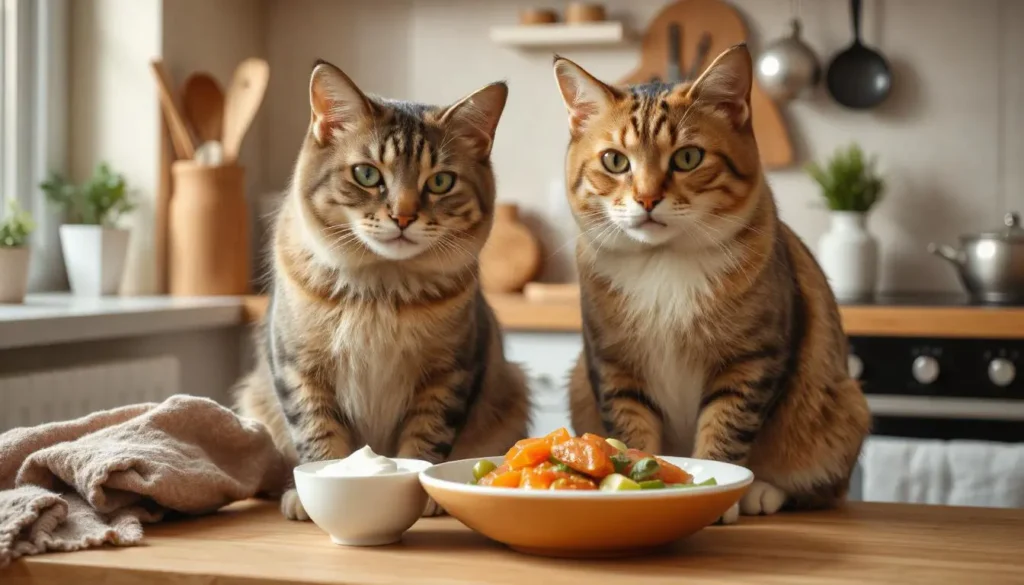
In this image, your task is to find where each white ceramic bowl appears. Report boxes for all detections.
[294,458,432,546]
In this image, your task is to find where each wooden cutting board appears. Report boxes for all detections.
[621,0,794,169]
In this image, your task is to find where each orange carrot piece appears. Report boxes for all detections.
[505,438,552,469]
[544,427,572,446]
[490,469,524,488]
[653,457,693,484]
[550,437,615,479]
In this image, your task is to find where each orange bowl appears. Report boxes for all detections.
[419,456,753,557]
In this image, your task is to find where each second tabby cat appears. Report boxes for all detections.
[235,60,530,520]
[552,44,871,523]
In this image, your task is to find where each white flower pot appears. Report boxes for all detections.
[817,211,879,300]
[59,225,130,296]
[0,247,31,303]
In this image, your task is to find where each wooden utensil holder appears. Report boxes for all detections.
[168,161,250,296]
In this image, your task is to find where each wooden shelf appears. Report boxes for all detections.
[242,293,1024,339]
[489,22,628,49]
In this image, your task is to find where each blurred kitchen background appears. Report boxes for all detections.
[3,0,1024,509]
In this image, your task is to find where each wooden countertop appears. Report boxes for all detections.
[8,500,1024,584]
[243,293,1024,338]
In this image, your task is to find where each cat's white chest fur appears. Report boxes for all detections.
[597,247,730,456]
[331,307,418,454]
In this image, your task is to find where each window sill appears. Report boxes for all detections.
[0,293,247,350]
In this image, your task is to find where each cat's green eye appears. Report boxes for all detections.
[601,150,630,174]
[671,147,705,172]
[426,172,456,195]
[352,164,382,187]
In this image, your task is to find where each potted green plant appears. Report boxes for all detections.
[40,163,135,296]
[0,200,36,303]
[806,143,885,300]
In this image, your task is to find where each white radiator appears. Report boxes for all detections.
[0,356,180,432]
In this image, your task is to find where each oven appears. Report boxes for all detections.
[844,296,1024,507]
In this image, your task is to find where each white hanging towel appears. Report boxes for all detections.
[860,436,1024,508]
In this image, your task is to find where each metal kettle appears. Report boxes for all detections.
[928,212,1024,304]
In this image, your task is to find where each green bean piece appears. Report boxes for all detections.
[472,460,497,481]
[552,462,572,474]
[611,453,632,475]
[639,479,666,489]
[628,457,660,481]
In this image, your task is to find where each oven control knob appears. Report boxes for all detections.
[912,355,940,385]
[847,354,863,380]
[988,358,1016,387]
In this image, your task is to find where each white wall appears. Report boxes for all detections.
[69,0,267,295]
[69,0,163,295]
[262,0,1024,292]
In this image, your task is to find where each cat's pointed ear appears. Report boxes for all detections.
[439,81,509,159]
[553,56,617,136]
[686,43,753,129]
[309,59,373,145]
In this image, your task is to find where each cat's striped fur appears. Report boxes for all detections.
[553,45,870,523]
[235,60,530,520]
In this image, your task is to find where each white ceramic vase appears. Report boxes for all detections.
[817,211,879,300]
[0,247,31,303]
[59,225,130,296]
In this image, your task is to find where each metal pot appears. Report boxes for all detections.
[928,212,1024,304]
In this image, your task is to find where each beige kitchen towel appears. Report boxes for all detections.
[0,395,289,567]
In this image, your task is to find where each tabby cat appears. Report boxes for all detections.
[553,44,871,523]
[235,59,530,520]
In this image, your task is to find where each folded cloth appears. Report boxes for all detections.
[0,395,288,567]
[861,435,1024,508]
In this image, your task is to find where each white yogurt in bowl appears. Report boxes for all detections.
[294,446,432,546]
[316,445,400,477]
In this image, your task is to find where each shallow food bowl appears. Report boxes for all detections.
[419,456,753,557]
[294,458,432,546]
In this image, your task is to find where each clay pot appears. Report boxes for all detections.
[480,204,542,293]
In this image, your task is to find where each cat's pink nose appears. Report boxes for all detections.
[635,194,663,212]
[390,214,418,229]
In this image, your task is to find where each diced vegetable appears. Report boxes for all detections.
[489,469,524,488]
[652,457,693,484]
[550,476,598,490]
[550,438,615,478]
[605,437,628,453]
[472,460,497,481]
[505,438,552,469]
[544,427,573,446]
[628,457,660,482]
[581,433,620,456]
[599,473,641,491]
[470,431,714,492]
[670,477,718,488]
[610,453,632,475]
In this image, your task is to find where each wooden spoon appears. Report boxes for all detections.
[181,72,224,144]
[222,58,270,163]
[149,60,196,159]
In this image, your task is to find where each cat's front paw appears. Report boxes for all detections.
[422,497,446,517]
[716,502,740,525]
[740,480,786,516]
[280,488,309,521]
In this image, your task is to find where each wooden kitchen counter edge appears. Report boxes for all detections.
[242,294,1024,338]
[9,500,1024,585]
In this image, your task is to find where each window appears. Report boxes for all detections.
[0,0,68,291]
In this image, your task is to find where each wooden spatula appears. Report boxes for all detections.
[222,58,270,163]
[181,72,224,144]
[149,60,196,159]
